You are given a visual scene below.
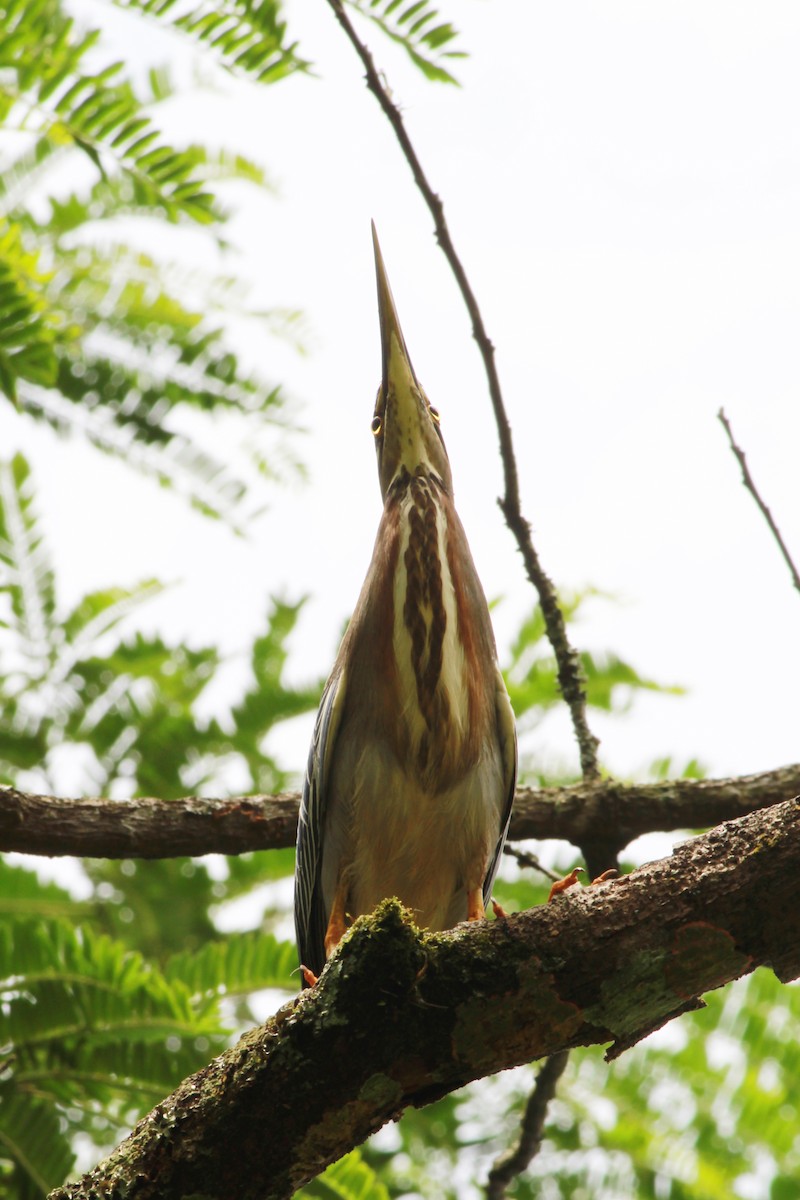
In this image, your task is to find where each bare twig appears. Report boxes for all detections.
[718,408,800,596]
[325,0,600,782]
[502,843,562,883]
[485,1051,570,1199]
[3,764,798,860]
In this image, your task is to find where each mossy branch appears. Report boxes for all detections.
[49,798,800,1200]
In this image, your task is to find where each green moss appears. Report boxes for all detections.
[358,1073,404,1107]
[451,953,582,1068]
[590,948,667,1035]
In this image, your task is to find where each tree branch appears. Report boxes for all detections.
[485,1050,570,1199]
[4,764,798,860]
[49,797,800,1200]
[718,408,800,597]
[325,0,600,781]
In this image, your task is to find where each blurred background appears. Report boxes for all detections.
[4,1,800,786]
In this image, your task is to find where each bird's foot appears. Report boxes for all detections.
[300,965,319,988]
[547,866,620,902]
[491,899,509,920]
[547,867,585,902]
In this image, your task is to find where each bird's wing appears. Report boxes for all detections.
[294,669,347,979]
[482,667,518,904]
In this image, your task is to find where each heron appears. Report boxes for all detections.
[294,225,517,984]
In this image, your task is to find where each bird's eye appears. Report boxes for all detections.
[429,406,440,424]
[371,415,383,436]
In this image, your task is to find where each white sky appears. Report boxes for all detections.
[3,1,800,791]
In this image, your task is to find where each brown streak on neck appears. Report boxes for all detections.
[403,476,448,740]
[444,496,497,762]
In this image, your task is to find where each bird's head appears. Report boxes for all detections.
[371,223,452,500]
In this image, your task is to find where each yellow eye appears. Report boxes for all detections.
[429,406,440,424]
[371,415,382,436]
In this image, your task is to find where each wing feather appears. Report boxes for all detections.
[481,668,518,904]
[294,671,346,980]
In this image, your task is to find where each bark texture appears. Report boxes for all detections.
[3,763,798,860]
[49,798,800,1200]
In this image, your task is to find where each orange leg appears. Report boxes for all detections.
[467,887,485,921]
[324,879,349,960]
[491,899,509,920]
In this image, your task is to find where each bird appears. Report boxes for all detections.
[294,224,517,984]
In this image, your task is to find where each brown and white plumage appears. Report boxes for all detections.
[294,225,517,980]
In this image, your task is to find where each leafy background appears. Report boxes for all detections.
[1,1,799,1197]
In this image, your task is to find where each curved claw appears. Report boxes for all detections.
[591,868,619,885]
[547,867,585,902]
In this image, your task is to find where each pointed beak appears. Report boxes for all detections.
[372,221,418,397]
[370,223,450,496]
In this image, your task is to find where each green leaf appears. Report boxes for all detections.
[27,1038,211,1110]
[502,589,683,727]
[346,0,465,84]
[164,930,297,997]
[0,224,61,400]
[231,597,324,735]
[1,0,300,523]
[117,0,311,83]
[62,580,166,651]
[0,1085,75,1193]
[0,918,225,1046]
[296,1149,392,1200]
[0,452,57,652]
[0,859,83,921]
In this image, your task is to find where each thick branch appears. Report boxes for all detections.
[325,0,600,780]
[50,798,800,1200]
[4,764,798,860]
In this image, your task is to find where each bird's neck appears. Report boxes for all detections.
[391,470,473,786]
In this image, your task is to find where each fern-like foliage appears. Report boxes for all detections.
[164,929,297,996]
[295,1148,392,1199]
[0,872,227,1193]
[0,0,306,521]
[113,0,310,82]
[0,0,218,224]
[0,1086,75,1196]
[0,452,323,795]
[0,224,63,402]
[0,459,317,1193]
[0,453,165,780]
[345,0,466,84]
[0,822,301,1196]
[503,589,684,734]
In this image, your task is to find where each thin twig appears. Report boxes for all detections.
[485,1051,570,1199]
[502,843,562,883]
[718,408,800,597]
[325,0,600,782]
